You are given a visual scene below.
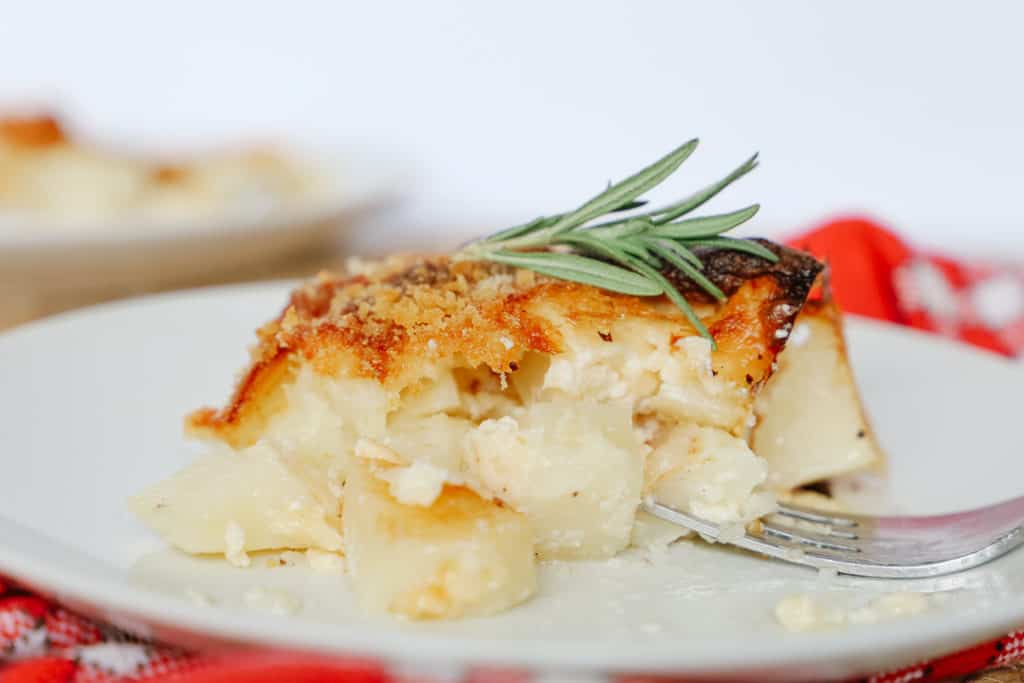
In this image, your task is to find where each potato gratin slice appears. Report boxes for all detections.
[131,242,883,619]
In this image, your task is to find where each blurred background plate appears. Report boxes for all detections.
[0,144,404,295]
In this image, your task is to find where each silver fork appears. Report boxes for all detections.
[643,495,1024,578]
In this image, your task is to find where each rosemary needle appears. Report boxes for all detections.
[456,141,776,345]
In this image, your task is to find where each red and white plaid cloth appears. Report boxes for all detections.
[1,217,1022,683]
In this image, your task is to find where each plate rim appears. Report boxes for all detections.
[2,525,1023,675]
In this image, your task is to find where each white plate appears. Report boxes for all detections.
[0,147,403,294]
[1,283,1022,681]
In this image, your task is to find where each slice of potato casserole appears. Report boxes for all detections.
[131,241,883,619]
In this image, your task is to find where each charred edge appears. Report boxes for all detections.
[661,239,824,307]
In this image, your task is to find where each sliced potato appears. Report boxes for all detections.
[343,461,536,620]
[385,412,473,473]
[129,442,344,556]
[753,298,885,491]
[463,398,644,560]
[647,423,775,525]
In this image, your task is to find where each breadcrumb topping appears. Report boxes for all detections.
[189,249,820,445]
[257,255,709,385]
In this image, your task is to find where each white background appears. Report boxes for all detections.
[1,1,1022,254]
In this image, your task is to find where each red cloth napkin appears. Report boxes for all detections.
[2,217,1022,683]
[788,216,1023,357]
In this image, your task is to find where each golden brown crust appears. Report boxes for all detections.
[188,244,823,445]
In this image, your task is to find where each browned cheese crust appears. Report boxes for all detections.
[189,241,823,447]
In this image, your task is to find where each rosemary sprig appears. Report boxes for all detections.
[455,140,777,345]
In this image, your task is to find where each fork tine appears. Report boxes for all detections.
[758,521,861,553]
[775,502,859,528]
[818,527,859,540]
[645,495,1024,579]
[765,513,860,539]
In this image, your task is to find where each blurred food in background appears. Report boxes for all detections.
[0,113,331,230]
[0,111,401,331]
